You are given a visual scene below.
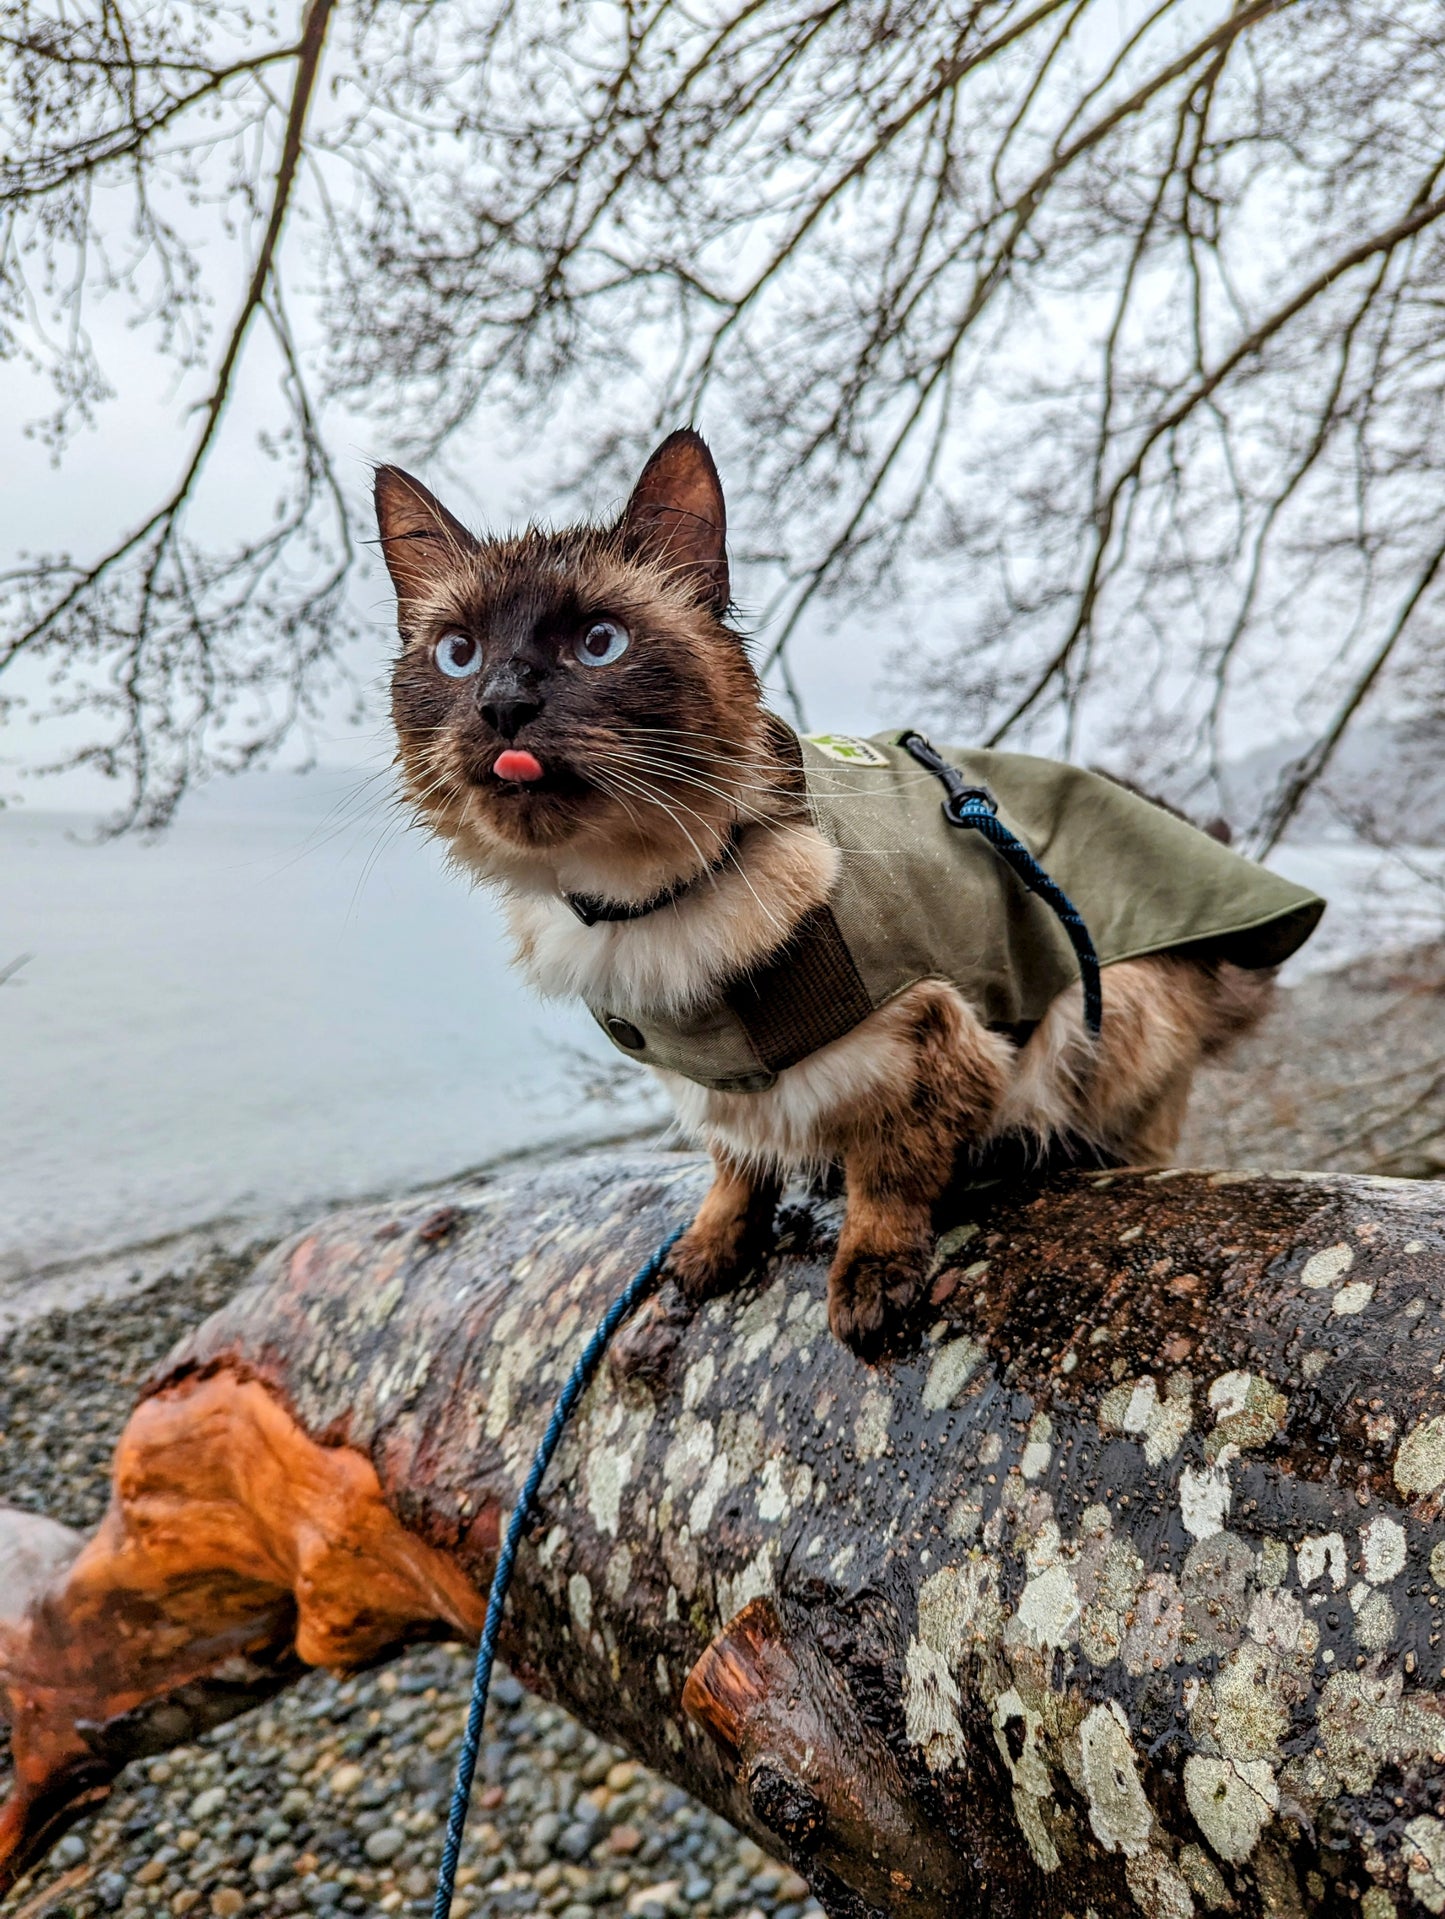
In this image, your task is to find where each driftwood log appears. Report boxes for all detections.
[6,1150,1445,1917]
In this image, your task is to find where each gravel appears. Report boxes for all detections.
[0,1256,821,1919]
[1181,940,1445,1177]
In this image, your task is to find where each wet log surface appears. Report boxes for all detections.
[6,1150,1445,1916]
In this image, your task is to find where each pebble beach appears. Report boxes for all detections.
[0,1249,821,1919]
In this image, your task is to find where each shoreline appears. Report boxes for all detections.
[0,1120,671,1335]
[11,927,1445,1333]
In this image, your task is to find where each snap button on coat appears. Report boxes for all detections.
[605,1016,646,1051]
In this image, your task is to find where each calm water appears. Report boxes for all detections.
[1,770,659,1279]
[1,768,1439,1280]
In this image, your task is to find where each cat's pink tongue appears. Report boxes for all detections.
[494,749,544,782]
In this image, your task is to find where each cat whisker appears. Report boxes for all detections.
[589,773,756,920]
[351,760,454,902]
[602,752,776,827]
[617,730,949,807]
[585,772,658,842]
[607,731,771,774]
[596,763,791,942]
[590,764,718,883]
[399,751,465,823]
[606,750,952,863]
[621,726,773,754]
[602,748,905,898]
[594,772,781,928]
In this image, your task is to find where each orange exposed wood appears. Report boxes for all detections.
[683,1602,965,1919]
[680,1597,785,1763]
[0,1372,486,1893]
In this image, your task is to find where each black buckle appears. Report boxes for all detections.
[899,731,998,826]
[898,728,946,774]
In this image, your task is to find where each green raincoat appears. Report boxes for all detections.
[584,729,1324,1094]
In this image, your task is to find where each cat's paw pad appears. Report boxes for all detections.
[828,1248,928,1361]
[666,1228,751,1304]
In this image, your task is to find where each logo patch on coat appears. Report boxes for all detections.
[805,733,889,766]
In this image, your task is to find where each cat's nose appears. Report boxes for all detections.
[482,695,543,740]
[479,663,544,739]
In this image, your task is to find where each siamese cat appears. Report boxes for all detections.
[377,431,1314,1358]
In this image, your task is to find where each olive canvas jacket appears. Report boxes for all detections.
[583,729,1325,1094]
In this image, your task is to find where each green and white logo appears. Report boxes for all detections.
[804,733,889,767]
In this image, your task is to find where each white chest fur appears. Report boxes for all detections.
[504,819,865,1166]
[656,1010,923,1172]
[503,821,839,1018]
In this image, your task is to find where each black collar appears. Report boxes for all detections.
[563,823,746,927]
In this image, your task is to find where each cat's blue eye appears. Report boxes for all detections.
[434,632,481,679]
[574,619,630,667]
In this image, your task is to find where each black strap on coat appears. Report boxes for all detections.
[900,731,1103,1035]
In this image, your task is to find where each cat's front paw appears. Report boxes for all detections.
[667,1221,757,1303]
[827,1245,928,1360]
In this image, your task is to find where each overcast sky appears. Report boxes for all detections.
[2,214,885,816]
[2,0,1364,821]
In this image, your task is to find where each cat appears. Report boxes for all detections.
[376,430,1320,1359]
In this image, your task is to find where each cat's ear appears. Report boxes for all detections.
[619,429,728,612]
[373,466,478,607]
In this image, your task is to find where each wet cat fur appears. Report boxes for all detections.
[378,431,1272,1359]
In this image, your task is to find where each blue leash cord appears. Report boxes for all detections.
[432,1227,683,1919]
[899,731,1103,1035]
[433,730,1096,1915]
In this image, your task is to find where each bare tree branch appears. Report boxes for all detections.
[1,0,349,827]
[987,183,1445,747]
[8,0,1445,841]
[7,0,335,672]
[1256,524,1445,853]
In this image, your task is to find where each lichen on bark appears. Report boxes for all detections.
[7,1153,1445,1915]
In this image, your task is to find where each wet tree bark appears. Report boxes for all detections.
[6,1150,1445,1916]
